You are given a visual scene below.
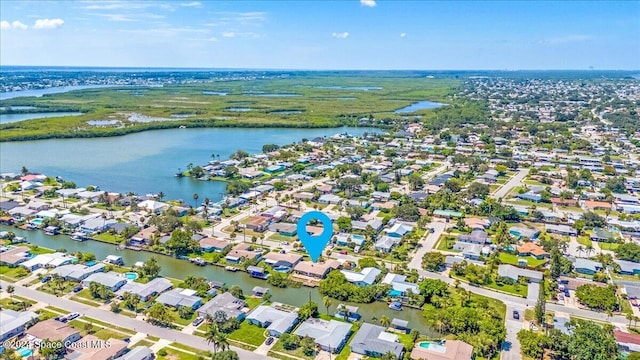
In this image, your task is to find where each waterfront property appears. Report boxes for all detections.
[115,277,173,301]
[50,263,106,281]
[410,340,474,360]
[350,322,404,358]
[155,288,203,310]
[340,267,381,287]
[198,292,247,320]
[82,271,128,291]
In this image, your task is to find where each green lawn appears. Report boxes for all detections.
[598,242,619,251]
[576,236,592,247]
[167,308,197,326]
[28,245,55,255]
[158,347,206,360]
[92,232,123,244]
[244,297,265,309]
[0,265,30,281]
[498,252,548,268]
[435,234,459,252]
[38,279,77,296]
[485,280,528,297]
[269,233,297,242]
[228,321,267,347]
[0,297,34,311]
[270,337,315,360]
[35,309,59,320]
[132,339,155,348]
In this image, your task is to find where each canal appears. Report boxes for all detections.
[2,225,435,334]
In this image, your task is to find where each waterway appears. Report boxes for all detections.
[0,85,116,100]
[0,112,84,124]
[0,126,379,202]
[394,100,444,114]
[2,225,435,334]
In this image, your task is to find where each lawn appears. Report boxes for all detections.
[435,234,459,252]
[227,321,267,347]
[157,347,206,360]
[244,297,264,309]
[38,279,77,296]
[498,252,548,268]
[168,308,198,326]
[0,265,30,281]
[485,280,528,298]
[92,232,123,244]
[599,242,619,251]
[35,309,59,320]
[28,245,55,255]
[133,339,155,348]
[0,297,34,311]
[576,236,592,247]
[270,337,315,360]
[269,233,297,242]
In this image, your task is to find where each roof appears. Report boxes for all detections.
[262,252,303,266]
[381,273,419,294]
[340,267,381,285]
[497,264,543,281]
[198,292,246,318]
[0,246,30,265]
[458,229,489,244]
[615,330,640,346]
[51,263,105,280]
[545,224,577,234]
[574,258,601,272]
[294,260,340,277]
[114,346,154,360]
[66,335,127,360]
[83,271,126,288]
[391,318,409,327]
[247,305,298,334]
[27,319,79,341]
[409,340,473,360]
[375,236,399,250]
[156,288,202,308]
[350,323,403,358]
[294,318,351,350]
[516,242,549,257]
[116,277,172,299]
[0,310,38,339]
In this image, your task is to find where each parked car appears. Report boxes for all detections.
[66,312,81,321]
[73,286,83,293]
[339,250,348,255]
[281,242,289,246]
[192,317,205,327]
[513,310,520,320]
[41,275,52,283]
[266,337,274,345]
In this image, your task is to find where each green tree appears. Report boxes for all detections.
[336,216,352,231]
[211,351,239,360]
[298,300,319,321]
[144,303,173,326]
[323,296,332,316]
[380,315,391,328]
[534,277,545,325]
[39,339,65,359]
[229,285,243,299]
[422,252,445,271]
[300,336,317,356]
[141,257,161,279]
[280,333,300,350]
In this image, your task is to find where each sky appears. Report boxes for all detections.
[0,0,638,70]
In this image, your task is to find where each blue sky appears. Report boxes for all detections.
[1,0,638,69]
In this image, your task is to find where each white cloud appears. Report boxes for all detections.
[181,2,202,7]
[206,36,219,42]
[360,0,376,7]
[1,20,29,30]
[332,32,349,39]
[83,2,153,10]
[400,33,406,38]
[222,32,235,38]
[33,18,64,29]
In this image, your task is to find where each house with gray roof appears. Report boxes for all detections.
[155,288,202,310]
[294,318,352,353]
[116,277,173,301]
[246,304,299,337]
[616,260,640,275]
[114,346,154,360]
[197,292,247,320]
[50,263,106,281]
[497,265,543,283]
[350,323,404,358]
[82,271,127,291]
[374,236,399,252]
[458,230,490,245]
[0,309,38,342]
[574,258,602,275]
[546,224,578,237]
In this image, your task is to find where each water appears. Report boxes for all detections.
[0,112,84,124]
[314,86,383,91]
[252,94,301,98]
[394,101,445,114]
[0,85,115,100]
[87,120,121,126]
[0,106,36,110]
[0,127,378,201]
[2,224,434,333]
[269,110,303,115]
[202,91,227,96]
[226,108,253,112]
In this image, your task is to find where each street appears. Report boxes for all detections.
[492,168,528,200]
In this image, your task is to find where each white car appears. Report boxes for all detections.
[66,312,81,321]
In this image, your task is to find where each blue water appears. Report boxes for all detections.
[0,85,116,100]
[125,272,139,280]
[0,126,379,202]
[17,348,33,357]
[0,112,84,124]
[394,100,444,114]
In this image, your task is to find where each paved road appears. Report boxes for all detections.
[502,305,525,360]
[492,168,528,200]
[0,280,268,360]
[408,221,447,270]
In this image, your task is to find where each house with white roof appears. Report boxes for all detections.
[382,273,419,296]
[340,267,381,287]
[246,304,299,337]
[350,323,404,358]
[0,309,38,342]
[294,318,352,353]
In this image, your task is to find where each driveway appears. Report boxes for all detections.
[501,305,525,360]
[527,282,540,301]
[408,221,446,270]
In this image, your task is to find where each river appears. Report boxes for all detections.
[2,225,435,334]
[0,126,379,201]
[0,112,84,124]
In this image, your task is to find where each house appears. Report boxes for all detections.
[262,252,303,270]
[614,331,640,353]
[20,252,74,271]
[247,266,268,279]
[129,226,157,245]
[294,318,352,353]
[509,226,540,240]
[225,243,261,263]
[350,323,404,358]
[615,260,640,275]
[574,258,602,275]
[335,304,360,321]
[247,305,299,337]
[155,288,203,310]
[453,242,483,260]
[458,229,490,245]
[197,292,247,320]
[545,224,578,237]
[318,194,342,204]
[498,264,543,283]
[269,222,297,236]
[516,192,542,203]
[27,319,82,346]
[623,285,640,300]
[516,242,550,259]
[375,236,399,252]
[0,309,38,342]
[137,200,170,214]
[66,335,128,360]
[0,246,30,266]
[114,346,154,360]
[116,277,173,302]
[409,339,474,360]
[82,271,128,291]
[340,267,381,287]
[246,216,270,232]
[293,260,341,279]
[51,263,106,282]
[199,237,231,253]
[590,227,615,242]
[385,223,414,238]
[382,273,419,296]
[432,209,464,219]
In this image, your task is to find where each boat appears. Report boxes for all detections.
[191,257,206,266]
[388,301,402,311]
[70,232,87,241]
[225,266,239,272]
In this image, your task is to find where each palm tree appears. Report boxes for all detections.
[586,244,594,257]
[634,316,640,328]
[380,315,391,328]
[157,192,165,201]
[205,323,223,353]
[214,332,229,352]
[323,296,332,316]
[576,245,584,257]
[627,312,634,326]
[7,285,15,301]
[193,193,199,208]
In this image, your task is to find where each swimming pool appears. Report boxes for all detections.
[17,347,33,358]
[125,272,139,280]
[418,341,446,353]
[31,218,43,225]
